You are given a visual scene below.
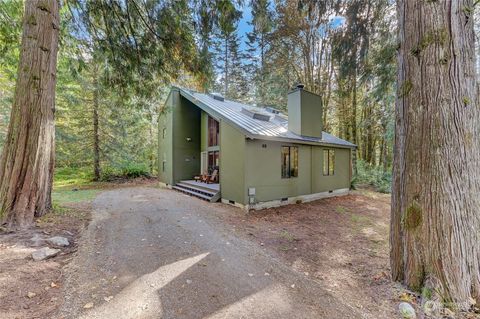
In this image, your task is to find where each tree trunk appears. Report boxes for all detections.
[92,72,101,181]
[391,0,480,306]
[0,0,59,228]
[351,71,358,176]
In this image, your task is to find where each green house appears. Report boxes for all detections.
[158,85,356,210]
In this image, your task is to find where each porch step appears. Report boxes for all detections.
[176,182,217,196]
[173,183,220,202]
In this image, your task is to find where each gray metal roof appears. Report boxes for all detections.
[176,87,356,149]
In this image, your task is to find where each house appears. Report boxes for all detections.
[158,84,356,210]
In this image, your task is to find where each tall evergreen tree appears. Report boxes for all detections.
[245,0,273,105]
[212,2,242,97]
[391,0,480,307]
[0,0,59,227]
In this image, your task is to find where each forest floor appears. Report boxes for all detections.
[217,189,400,318]
[2,182,478,318]
[0,177,156,319]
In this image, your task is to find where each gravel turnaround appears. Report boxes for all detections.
[59,187,361,319]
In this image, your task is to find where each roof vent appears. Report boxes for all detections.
[265,106,281,114]
[208,92,224,102]
[296,83,305,90]
[241,107,271,121]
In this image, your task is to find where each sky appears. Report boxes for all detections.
[235,5,345,52]
[237,5,253,51]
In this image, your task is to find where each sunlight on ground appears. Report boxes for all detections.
[205,284,293,318]
[79,252,209,319]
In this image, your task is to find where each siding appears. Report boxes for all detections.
[244,140,351,204]
[158,90,175,185]
[219,120,246,204]
[171,96,201,184]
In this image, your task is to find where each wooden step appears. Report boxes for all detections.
[176,182,217,196]
[172,185,213,201]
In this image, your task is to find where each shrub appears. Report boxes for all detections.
[120,162,150,178]
[100,162,150,181]
[353,160,392,193]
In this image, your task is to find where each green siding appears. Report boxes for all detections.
[158,90,202,185]
[244,140,351,204]
[287,89,322,138]
[245,140,312,203]
[219,120,245,204]
[312,147,351,193]
[158,91,175,185]
[172,96,201,184]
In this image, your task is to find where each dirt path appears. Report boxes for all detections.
[59,187,364,319]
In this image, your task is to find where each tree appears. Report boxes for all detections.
[0,0,60,227]
[245,0,273,104]
[212,1,242,96]
[391,0,480,307]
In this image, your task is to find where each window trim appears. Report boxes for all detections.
[323,149,335,176]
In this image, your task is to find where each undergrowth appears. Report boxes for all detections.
[352,160,392,193]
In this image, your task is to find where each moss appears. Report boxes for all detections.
[410,29,449,57]
[439,55,449,65]
[465,132,473,147]
[463,5,474,17]
[37,1,51,12]
[399,80,413,98]
[422,287,433,300]
[463,97,471,106]
[27,14,37,25]
[404,201,423,230]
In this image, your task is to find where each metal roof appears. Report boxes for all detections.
[176,87,356,149]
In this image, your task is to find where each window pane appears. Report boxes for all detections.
[281,146,290,178]
[323,150,329,175]
[291,147,298,177]
[208,116,219,146]
[329,150,335,175]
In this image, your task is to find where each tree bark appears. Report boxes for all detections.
[0,0,59,228]
[391,0,480,307]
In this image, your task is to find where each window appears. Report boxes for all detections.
[208,116,219,146]
[208,151,219,173]
[162,128,166,139]
[281,146,298,178]
[323,149,335,176]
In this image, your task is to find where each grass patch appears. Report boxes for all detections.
[279,230,296,242]
[335,205,349,214]
[54,166,94,189]
[351,213,371,224]
[52,188,101,205]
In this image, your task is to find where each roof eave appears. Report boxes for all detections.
[247,134,357,149]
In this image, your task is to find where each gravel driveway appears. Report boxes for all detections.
[59,186,361,319]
